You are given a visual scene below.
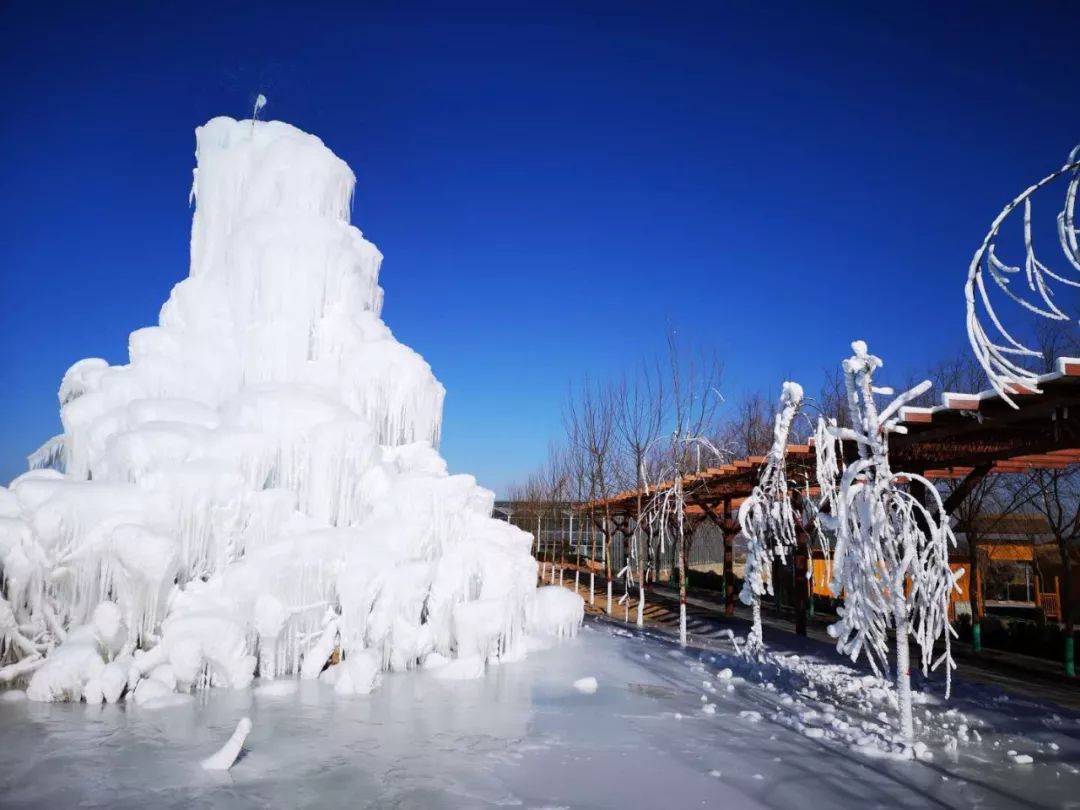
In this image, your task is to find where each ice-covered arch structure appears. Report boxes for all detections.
[0,116,582,702]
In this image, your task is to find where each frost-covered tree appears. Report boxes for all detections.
[737,382,804,654]
[815,341,959,742]
[565,377,620,610]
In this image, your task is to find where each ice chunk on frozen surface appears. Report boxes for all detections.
[573,676,598,694]
[201,717,252,771]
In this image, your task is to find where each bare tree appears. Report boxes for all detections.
[642,333,725,644]
[815,365,852,430]
[565,377,619,611]
[1017,466,1079,676]
[614,358,667,626]
[542,443,571,568]
[1035,317,1080,372]
[920,351,1035,652]
[720,392,773,458]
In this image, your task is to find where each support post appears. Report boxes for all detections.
[569,510,574,561]
[941,463,992,514]
[794,522,809,637]
[723,500,735,617]
[772,556,782,614]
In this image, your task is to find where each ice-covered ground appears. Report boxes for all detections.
[1,621,1077,809]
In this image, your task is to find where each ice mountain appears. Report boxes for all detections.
[0,116,580,702]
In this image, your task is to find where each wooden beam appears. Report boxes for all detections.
[942,463,992,515]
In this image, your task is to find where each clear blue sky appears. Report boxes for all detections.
[1,1,1076,493]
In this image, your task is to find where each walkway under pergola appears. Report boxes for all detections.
[579,356,1080,635]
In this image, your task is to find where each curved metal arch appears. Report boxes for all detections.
[965,145,1080,405]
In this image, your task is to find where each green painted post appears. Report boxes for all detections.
[773,559,781,614]
[1066,636,1075,678]
[972,621,981,654]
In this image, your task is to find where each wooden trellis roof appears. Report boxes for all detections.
[584,356,1080,518]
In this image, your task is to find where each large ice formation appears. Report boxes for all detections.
[0,116,580,702]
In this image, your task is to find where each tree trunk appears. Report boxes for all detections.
[723,511,735,616]
[678,529,688,646]
[603,508,612,582]
[603,510,613,615]
[895,596,914,742]
[635,494,645,627]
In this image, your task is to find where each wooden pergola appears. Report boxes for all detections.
[581,356,1080,635]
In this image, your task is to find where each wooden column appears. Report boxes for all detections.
[793,493,809,636]
[794,534,809,635]
[722,498,736,616]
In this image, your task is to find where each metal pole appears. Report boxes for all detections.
[569,510,574,558]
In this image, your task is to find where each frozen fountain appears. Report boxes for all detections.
[0,114,582,703]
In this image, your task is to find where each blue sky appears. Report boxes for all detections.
[1,1,1077,493]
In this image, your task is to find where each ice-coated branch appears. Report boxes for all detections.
[737,382,804,654]
[965,146,1080,405]
[201,717,252,771]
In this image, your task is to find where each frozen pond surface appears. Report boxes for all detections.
[1,621,1078,809]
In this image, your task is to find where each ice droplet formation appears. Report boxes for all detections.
[1,116,581,701]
